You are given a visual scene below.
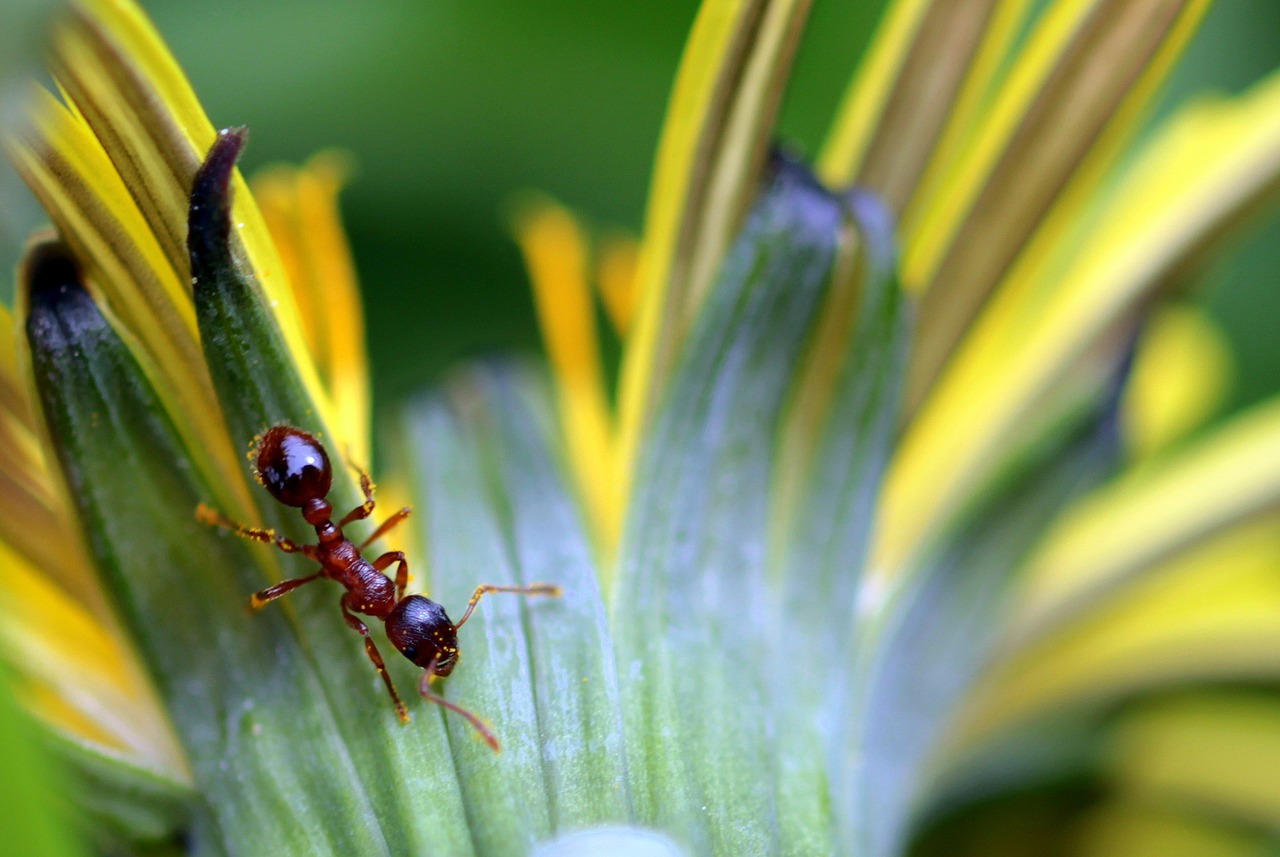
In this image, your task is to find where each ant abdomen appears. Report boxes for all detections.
[256,425,332,507]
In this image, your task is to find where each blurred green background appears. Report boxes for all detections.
[125,0,1280,413]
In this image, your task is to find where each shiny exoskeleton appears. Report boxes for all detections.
[198,425,560,750]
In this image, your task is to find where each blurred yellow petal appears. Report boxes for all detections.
[677,0,810,319]
[1076,802,1262,857]
[0,297,113,611]
[895,2,1033,232]
[0,296,35,428]
[952,517,1280,752]
[1124,304,1232,460]
[253,155,370,462]
[618,0,809,525]
[0,540,187,780]
[0,409,77,599]
[596,233,640,338]
[512,196,619,553]
[819,0,937,186]
[906,1,1208,407]
[46,0,345,452]
[1013,396,1280,638]
[874,62,1280,581]
[819,0,1028,214]
[1110,693,1280,832]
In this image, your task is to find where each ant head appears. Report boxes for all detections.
[385,595,459,676]
[255,426,332,507]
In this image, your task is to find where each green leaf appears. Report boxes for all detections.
[23,242,392,855]
[396,363,625,853]
[613,157,877,854]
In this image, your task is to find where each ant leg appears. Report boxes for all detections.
[372,551,410,601]
[418,660,500,752]
[338,466,376,527]
[453,582,564,629]
[197,503,315,558]
[250,572,324,610]
[357,507,412,552]
[340,597,409,723]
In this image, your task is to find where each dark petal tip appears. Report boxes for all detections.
[23,241,106,353]
[188,126,249,281]
[24,240,85,310]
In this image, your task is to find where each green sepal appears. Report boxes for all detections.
[188,127,322,449]
[613,157,887,855]
[23,241,394,856]
[190,127,483,855]
[395,363,627,852]
[839,352,1132,857]
[772,188,908,857]
[45,730,192,852]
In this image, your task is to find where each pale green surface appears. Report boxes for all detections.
[611,161,903,855]
[533,826,686,857]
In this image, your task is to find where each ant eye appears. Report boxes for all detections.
[402,646,418,661]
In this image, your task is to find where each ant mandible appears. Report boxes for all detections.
[197,425,560,751]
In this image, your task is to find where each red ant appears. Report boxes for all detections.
[197,425,560,750]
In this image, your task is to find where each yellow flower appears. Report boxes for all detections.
[3,1,1280,855]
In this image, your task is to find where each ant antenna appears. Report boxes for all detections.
[454,583,563,629]
[419,665,501,751]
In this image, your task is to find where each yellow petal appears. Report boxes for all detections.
[906,0,1209,408]
[818,0,936,186]
[0,539,188,780]
[676,0,812,320]
[873,62,1280,582]
[950,516,1280,753]
[512,196,619,554]
[1013,394,1280,641]
[595,233,640,338]
[818,0,1030,215]
[1123,304,1232,460]
[1110,693,1280,832]
[48,0,339,448]
[618,0,811,528]
[0,298,115,612]
[253,155,370,462]
[6,89,254,518]
[1077,801,1262,857]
